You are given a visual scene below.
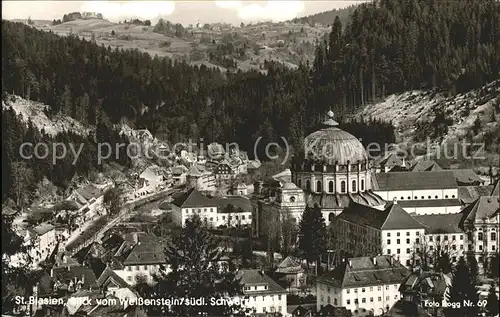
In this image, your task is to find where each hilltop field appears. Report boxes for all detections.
[26,18,329,72]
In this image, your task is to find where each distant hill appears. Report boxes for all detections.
[291,4,358,27]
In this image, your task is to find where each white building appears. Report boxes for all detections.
[186,164,216,192]
[237,269,288,315]
[372,171,462,215]
[316,255,411,316]
[25,222,57,263]
[139,164,166,190]
[333,201,426,267]
[112,232,168,286]
[171,188,219,227]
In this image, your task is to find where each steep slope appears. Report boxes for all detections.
[2,95,91,136]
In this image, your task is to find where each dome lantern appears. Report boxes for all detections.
[323,110,339,127]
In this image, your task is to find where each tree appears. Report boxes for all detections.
[280,208,297,258]
[488,253,499,278]
[298,204,327,272]
[445,257,478,317]
[103,186,122,216]
[467,255,479,286]
[472,115,482,134]
[486,282,499,317]
[139,215,248,316]
[9,162,35,209]
[2,212,34,314]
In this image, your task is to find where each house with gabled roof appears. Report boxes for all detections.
[275,256,305,289]
[237,269,288,315]
[171,188,218,227]
[408,160,442,172]
[333,201,426,268]
[111,232,168,286]
[316,255,410,316]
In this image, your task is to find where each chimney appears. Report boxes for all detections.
[393,197,398,204]
[50,268,54,278]
[372,257,377,266]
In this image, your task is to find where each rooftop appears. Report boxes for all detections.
[30,222,56,236]
[451,169,484,185]
[396,199,461,208]
[122,232,167,266]
[413,213,463,234]
[460,196,500,225]
[338,202,425,231]
[317,255,411,288]
[215,196,253,214]
[409,160,442,172]
[77,184,102,201]
[172,188,218,208]
[306,191,385,209]
[458,185,494,205]
[237,269,287,295]
[373,171,457,191]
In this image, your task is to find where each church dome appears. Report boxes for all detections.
[303,111,368,165]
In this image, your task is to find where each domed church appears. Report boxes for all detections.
[278,111,385,224]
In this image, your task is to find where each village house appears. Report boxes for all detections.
[186,164,217,192]
[171,188,219,227]
[275,256,306,290]
[172,165,189,185]
[25,222,57,263]
[237,269,288,315]
[316,255,411,316]
[215,196,253,227]
[67,184,104,220]
[214,160,238,180]
[139,164,166,190]
[111,232,168,286]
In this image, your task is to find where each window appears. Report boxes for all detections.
[387,239,391,245]
[354,299,359,304]
[387,249,391,254]
[406,232,410,236]
[452,245,456,250]
[397,249,400,254]
[406,238,410,244]
[362,288,365,293]
[386,296,390,300]
[354,288,358,293]
[347,300,351,305]
[429,236,433,242]
[136,266,140,271]
[478,233,483,240]
[346,289,350,294]
[362,298,366,303]
[444,235,448,241]
[361,179,365,191]
[278,295,281,300]
[479,245,483,251]
[460,234,464,240]
[385,286,389,290]
[306,180,310,191]
[143,265,148,270]
[127,267,132,272]
[377,286,381,291]
[298,179,302,188]
[341,181,346,193]
[127,276,132,281]
[416,238,420,244]
[370,287,373,291]
[397,232,400,237]
[387,233,391,237]
[395,295,399,300]
[316,180,322,192]
[452,235,456,241]
[378,297,382,302]
[492,232,497,241]
[329,181,334,192]
[334,299,338,305]
[407,248,410,254]
[352,180,357,192]
[397,239,400,244]
[370,297,374,302]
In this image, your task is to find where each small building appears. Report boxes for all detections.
[408,160,442,172]
[214,196,253,227]
[316,255,411,316]
[172,165,189,185]
[237,269,288,315]
[374,152,408,173]
[214,160,237,180]
[26,222,57,262]
[275,256,305,289]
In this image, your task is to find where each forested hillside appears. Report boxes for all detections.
[2,0,500,205]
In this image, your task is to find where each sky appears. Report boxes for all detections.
[2,1,364,25]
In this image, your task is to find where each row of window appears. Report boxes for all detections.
[246,294,282,301]
[126,265,160,272]
[346,295,400,305]
[244,285,270,291]
[394,195,456,200]
[184,208,215,213]
[429,234,464,242]
[387,231,421,237]
[345,285,398,293]
[299,179,365,193]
